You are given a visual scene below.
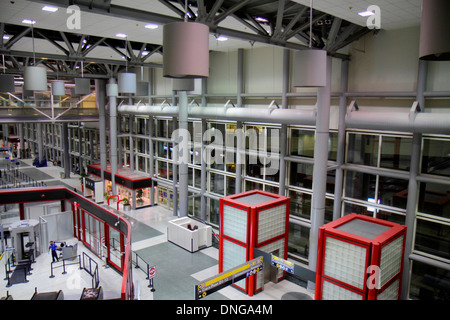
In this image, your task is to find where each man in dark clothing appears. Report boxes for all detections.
[49,241,59,262]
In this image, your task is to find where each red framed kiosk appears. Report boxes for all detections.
[219,190,290,296]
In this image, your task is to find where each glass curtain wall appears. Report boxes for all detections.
[117,115,450,300]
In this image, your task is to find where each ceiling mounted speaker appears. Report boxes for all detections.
[75,78,91,95]
[419,0,450,60]
[136,81,149,96]
[172,78,194,91]
[292,49,327,87]
[118,72,137,94]
[23,66,48,91]
[163,22,209,78]
[0,74,15,92]
[51,81,65,96]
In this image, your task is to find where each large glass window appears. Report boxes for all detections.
[288,223,310,262]
[417,182,450,219]
[380,136,412,171]
[347,133,379,167]
[289,162,313,188]
[290,129,315,158]
[409,260,450,300]
[414,218,450,261]
[421,138,450,177]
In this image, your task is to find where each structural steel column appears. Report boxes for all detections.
[95,79,107,185]
[172,115,178,216]
[108,77,118,195]
[62,122,70,179]
[332,59,349,220]
[178,90,189,217]
[308,55,332,287]
[237,48,244,107]
[200,119,207,220]
[279,48,290,196]
[235,121,243,194]
[401,59,427,299]
[37,122,43,162]
[148,115,155,206]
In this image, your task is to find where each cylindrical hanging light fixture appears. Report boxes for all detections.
[23,66,48,91]
[163,21,209,78]
[419,0,450,61]
[75,77,91,95]
[0,74,15,92]
[118,72,137,94]
[292,0,327,87]
[51,81,65,96]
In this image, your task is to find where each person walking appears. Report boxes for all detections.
[49,241,59,262]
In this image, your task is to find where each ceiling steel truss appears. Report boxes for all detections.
[1,0,378,77]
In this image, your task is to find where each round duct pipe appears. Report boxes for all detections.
[419,0,450,61]
[163,22,209,78]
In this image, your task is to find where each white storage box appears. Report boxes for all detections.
[167,217,212,252]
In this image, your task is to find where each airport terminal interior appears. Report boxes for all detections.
[0,0,449,301]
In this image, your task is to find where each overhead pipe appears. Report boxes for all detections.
[345,100,450,135]
[117,104,317,126]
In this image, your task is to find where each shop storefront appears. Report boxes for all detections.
[87,163,157,210]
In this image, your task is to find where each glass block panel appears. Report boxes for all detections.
[380,235,404,286]
[222,239,247,289]
[323,237,367,290]
[257,204,286,243]
[377,278,400,300]
[322,279,363,300]
[223,204,248,243]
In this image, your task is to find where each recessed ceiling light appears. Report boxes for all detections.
[216,36,228,42]
[255,16,269,23]
[42,5,58,12]
[145,23,158,29]
[358,10,375,17]
[22,19,36,25]
[116,33,127,38]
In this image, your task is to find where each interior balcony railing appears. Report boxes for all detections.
[0,93,99,123]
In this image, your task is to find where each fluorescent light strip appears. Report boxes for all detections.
[115,33,127,38]
[145,23,158,29]
[358,10,375,17]
[22,19,36,25]
[216,36,228,42]
[42,5,58,12]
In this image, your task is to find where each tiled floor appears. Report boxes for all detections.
[1,155,314,300]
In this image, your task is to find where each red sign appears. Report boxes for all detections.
[149,265,156,279]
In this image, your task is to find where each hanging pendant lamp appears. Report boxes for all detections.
[419,0,450,61]
[163,21,209,78]
[292,0,327,87]
[24,66,48,91]
[51,81,65,96]
[118,72,137,94]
